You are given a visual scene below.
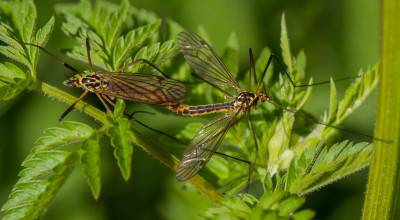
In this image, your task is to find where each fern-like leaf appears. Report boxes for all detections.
[287,141,372,195]
[105,99,135,180]
[56,0,177,73]
[1,122,94,219]
[199,191,315,219]
[81,132,102,199]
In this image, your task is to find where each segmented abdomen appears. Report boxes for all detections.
[168,101,236,116]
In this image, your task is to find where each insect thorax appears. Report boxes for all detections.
[234,92,258,109]
[79,73,108,91]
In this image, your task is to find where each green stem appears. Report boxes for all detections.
[362,0,400,219]
[28,80,107,123]
[132,130,224,201]
[28,80,223,201]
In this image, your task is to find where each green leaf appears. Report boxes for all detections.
[3,151,80,220]
[81,132,102,199]
[288,141,372,195]
[1,121,94,219]
[106,112,135,180]
[0,62,30,100]
[280,13,293,74]
[104,0,129,52]
[326,78,338,124]
[35,16,55,48]
[336,65,379,123]
[114,20,162,71]
[57,1,167,72]
[200,190,315,219]
[0,1,54,79]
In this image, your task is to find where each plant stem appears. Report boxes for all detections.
[29,80,107,123]
[132,130,224,201]
[29,80,223,201]
[362,0,400,219]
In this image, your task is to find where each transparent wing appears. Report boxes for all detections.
[176,110,241,181]
[178,30,241,90]
[97,72,187,106]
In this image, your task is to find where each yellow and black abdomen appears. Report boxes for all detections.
[168,101,236,116]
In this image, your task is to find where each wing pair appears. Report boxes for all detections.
[176,31,247,181]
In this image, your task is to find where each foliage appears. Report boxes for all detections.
[199,191,315,220]
[0,0,182,219]
[0,0,379,219]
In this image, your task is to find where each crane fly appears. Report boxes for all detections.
[168,30,385,192]
[20,38,187,142]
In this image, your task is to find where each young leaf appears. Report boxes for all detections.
[0,1,54,78]
[2,151,80,220]
[81,132,102,199]
[280,13,293,74]
[106,110,135,181]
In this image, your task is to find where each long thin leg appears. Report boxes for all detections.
[242,105,259,195]
[86,38,94,73]
[214,152,251,165]
[113,58,199,84]
[17,41,82,76]
[59,90,89,121]
[100,95,187,145]
[96,93,112,112]
[248,48,253,91]
[191,73,234,98]
[256,53,359,94]
[250,48,258,85]
[267,100,392,143]
[0,79,11,84]
[112,58,170,78]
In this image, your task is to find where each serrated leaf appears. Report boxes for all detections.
[288,141,372,195]
[81,132,101,199]
[32,121,94,152]
[336,65,379,123]
[104,0,129,52]
[280,13,292,74]
[106,117,135,180]
[0,62,30,100]
[19,1,37,43]
[2,151,80,219]
[0,2,55,80]
[35,16,55,47]
[1,121,95,219]
[200,190,314,219]
[326,78,338,124]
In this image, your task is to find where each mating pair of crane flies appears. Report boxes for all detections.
[20,38,187,143]
[169,31,387,191]
[21,31,385,193]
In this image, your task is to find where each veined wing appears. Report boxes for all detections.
[96,72,187,106]
[178,31,241,91]
[176,110,241,181]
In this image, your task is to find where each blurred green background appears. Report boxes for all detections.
[0,0,379,219]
